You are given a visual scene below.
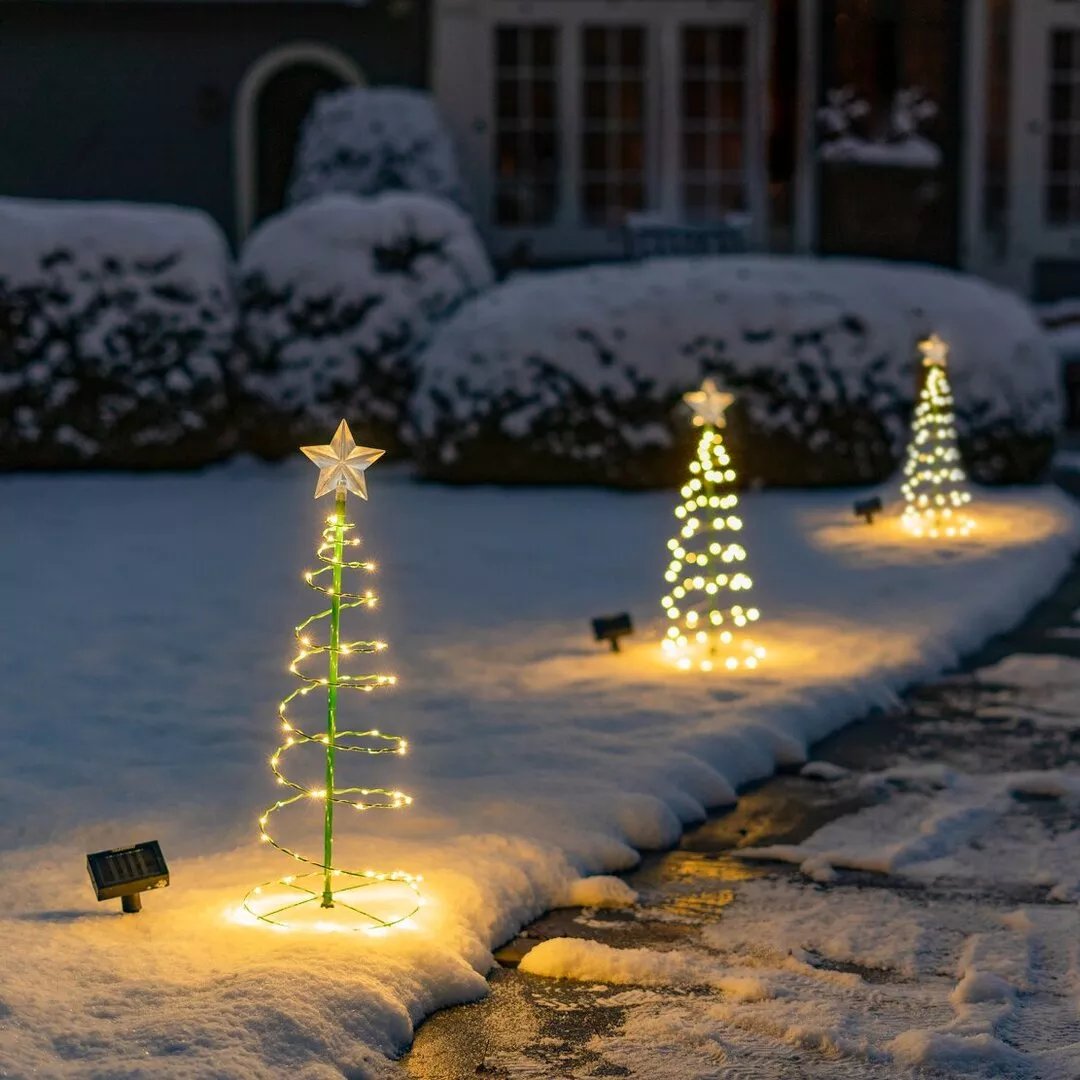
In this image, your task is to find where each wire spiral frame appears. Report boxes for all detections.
[243,492,420,930]
[900,335,975,540]
[660,424,764,673]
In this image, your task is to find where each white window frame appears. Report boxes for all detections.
[435,0,767,263]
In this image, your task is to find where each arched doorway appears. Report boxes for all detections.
[235,42,365,240]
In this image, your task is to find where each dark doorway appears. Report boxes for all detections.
[816,0,964,265]
[255,63,348,225]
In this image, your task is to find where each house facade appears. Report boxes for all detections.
[0,1,425,242]
[434,0,1080,300]
[0,0,1077,300]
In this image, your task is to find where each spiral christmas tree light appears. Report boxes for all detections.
[900,334,975,540]
[661,380,764,673]
[243,420,420,931]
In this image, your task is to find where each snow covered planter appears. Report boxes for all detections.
[0,198,236,468]
[407,257,1060,488]
[237,192,493,457]
[289,87,466,209]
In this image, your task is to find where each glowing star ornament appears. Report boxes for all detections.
[900,335,975,540]
[683,379,735,429]
[301,420,384,500]
[660,382,764,674]
[243,421,420,931]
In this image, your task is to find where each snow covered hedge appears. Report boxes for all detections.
[0,199,236,469]
[289,87,466,209]
[237,192,493,456]
[407,257,1061,487]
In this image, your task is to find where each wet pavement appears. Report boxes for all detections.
[401,481,1080,1080]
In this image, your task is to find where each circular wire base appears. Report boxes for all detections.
[242,871,420,932]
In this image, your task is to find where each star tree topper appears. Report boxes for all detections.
[301,420,385,500]
[919,334,948,368]
[683,378,735,428]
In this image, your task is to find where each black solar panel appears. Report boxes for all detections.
[87,841,169,901]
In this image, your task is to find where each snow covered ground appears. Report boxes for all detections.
[0,463,1078,1077]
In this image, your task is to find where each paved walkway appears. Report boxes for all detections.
[402,484,1080,1080]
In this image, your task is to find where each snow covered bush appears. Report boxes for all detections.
[289,87,466,209]
[407,257,1060,488]
[237,192,493,456]
[0,198,236,468]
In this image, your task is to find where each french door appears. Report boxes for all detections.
[450,0,768,262]
[814,0,965,266]
[1013,0,1080,297]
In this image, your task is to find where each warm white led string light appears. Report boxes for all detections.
[900,335,974,539]
[661,380,764,673]
[243,421,420,931]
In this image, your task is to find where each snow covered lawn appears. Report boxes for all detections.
[0,464,1077,1077]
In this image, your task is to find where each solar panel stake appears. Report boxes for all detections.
[592,613,633,653]
[853,496,884,525]
[87,841,169,915]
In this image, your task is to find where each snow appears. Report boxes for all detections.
[800,760,850,782]
[820,135,941,169]
[520,938,771,1000]
[0,466,1077,1076]
[0,197,235,466]
[556,875,638,909]
[289,88,466,210]
[886,1030,1027,1071]
[409,255,1059,487]
[967,653,1080,730]
[739,761,1080,886]
[950,969,1016,1005]
[818,86,942,168]
[237,193,492,451]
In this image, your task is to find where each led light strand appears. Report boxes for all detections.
[661,384,764,673]
[900,335,974,540]
[244,430,419,931]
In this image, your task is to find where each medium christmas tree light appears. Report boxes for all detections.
[661,380,764,673]
[243,419,420,931]
[900,335,974,540]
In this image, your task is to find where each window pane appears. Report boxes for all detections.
[1053,29,1074,72]
[1046,30,1080,226]
[681,26,748,223]
[584,27,608,66]
[493,25,561,226]
[533,28,556,70]
[718,29,745,69]
[496,28,519,68]
[581,25,648,226]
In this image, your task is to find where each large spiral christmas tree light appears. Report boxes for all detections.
[660,379,764,673]
[900,334,975,540]
[243,420,420,931]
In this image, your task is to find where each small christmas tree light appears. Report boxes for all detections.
[900,335,974,540]
[660,380,764,673]
[243,420,420,931]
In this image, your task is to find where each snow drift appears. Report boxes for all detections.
[407,257,1060,488]
[237,192,493,456]
[0,198,236,468]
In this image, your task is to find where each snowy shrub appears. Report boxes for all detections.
[0,198,236,468]
[407,257,1060,488]
[237,192,493,456]
[289,87,466,209]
